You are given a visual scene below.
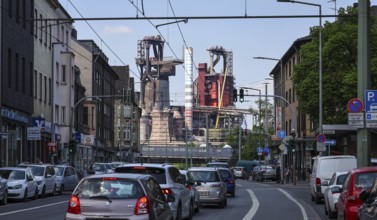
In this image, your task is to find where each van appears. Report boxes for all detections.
[310,155,357,204]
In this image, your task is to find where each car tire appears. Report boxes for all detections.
[59,185,64,195]
[33,188,38,200]
[231,190,235,197]
[22,188,28,202]
[176,204,182,220]
[194,200,200,213]
[314,195,321,204]
[187,201,193,220]
[328,209,337,219]
[0,190,7,205]
[41,185,46,198]
[311,194,314,202]
[51,185,56,196]
[324,200,328,215]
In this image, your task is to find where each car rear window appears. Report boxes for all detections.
[189,171,220,182]
[356,172,377,188]
[115,167,167,184]
[75,177,144,199]
[219,170,232,179]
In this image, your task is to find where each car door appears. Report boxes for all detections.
[46,166,56,193]
[170,167,191,216]
[338,172,351,219]
[145,177,171,219]
[25,170,36,198]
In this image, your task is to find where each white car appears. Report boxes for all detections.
[323,171,348,219]
[0,167,38,201]
[19,164,57,197]
[54,165,79,194]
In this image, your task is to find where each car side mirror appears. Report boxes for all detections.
[165,194,175,203]
[186,179,194,186]
[331,186,342,194]
[359,189,371,203]
[195,181,202,186]
[321,180,329,186]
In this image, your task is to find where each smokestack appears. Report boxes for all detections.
[184,48,193,138]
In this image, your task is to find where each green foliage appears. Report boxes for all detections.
[293,6,377,127]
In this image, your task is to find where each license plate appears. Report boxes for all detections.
[199,191,209,196]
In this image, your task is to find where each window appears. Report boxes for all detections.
[55,105,59,124]
[39,14,42,41]
[22,0,26,28]
[16,0,20,23]
[83,107,88,125]
[91,107,95,129]
[61,106,65,124]
[61,65,66,83]
[48,78,51,104]
[49,24,52,48]
[9,0,13,17]
[22,57,25,94]
[8,49,11,88]
[66,30,69,45]
[34,9,37,38]
[56,62,59,84]
[44,20,47,46]
[30,62,33,96]
[39,73,42,100]
[15,53,19,91]
[44,75,47,103]
[34,70,37,98]
[61,26,64,43]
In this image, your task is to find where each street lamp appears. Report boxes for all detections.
[277,0,323,133]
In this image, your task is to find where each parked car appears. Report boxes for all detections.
[310,155,357,204]
[187,167,227,208]
[180,170,200,214]
[115,163,192,220]
[336,166,377,220]
[233,166,249,180]
[54,165,79,195]
[323,171,348,219]
[87,163,114,175]
[0,167,38,201]
[256,166,276,182]
[110,161,126,169]
[18,163,57,197]
[66,173,174,220]
[0,174,7,205]
[206,162,229,168]
[218,167,236,197]
[358,177,377,220]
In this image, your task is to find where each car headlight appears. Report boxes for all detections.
[37,181,42,185]
[14,184,22,189]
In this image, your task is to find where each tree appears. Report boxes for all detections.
[293,6,377,126]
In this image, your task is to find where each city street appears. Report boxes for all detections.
[0,179,330,220]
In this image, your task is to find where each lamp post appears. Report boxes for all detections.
[277,0,322,133]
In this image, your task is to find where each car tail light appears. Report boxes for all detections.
[316,178,321,185]
[67,195,81,214]
[229,179,235,184]
[162,188,174,195]
[186,185,193,190]
[102,177,117,181]
[210,184,221,188]
[134,196,150,215]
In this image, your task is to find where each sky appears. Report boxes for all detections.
[59,0,358,127]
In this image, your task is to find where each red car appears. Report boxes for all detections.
[336,166,377,220]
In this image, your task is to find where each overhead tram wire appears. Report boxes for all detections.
[67,0,140,80]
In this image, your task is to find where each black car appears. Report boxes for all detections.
[359,177,377,220]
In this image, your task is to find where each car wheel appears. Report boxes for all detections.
[0,190,7,205]
[311,194,314,201]
[22,188,28,202]
[33,188,38,200]
[231,190,235,197]
[194,200,200,213]
[328,209,337,219]
[41,185,46,198]
[176,203,182,220]
[59,185,64,195]
[324,200,328,215]
[187,200,193,220]
[314,195,321,204]
[51,185,56,196]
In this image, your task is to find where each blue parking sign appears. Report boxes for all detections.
[365,90,377,113]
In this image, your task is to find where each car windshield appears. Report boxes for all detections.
[219,170,232,179]
[92,164,105,171]
[234,168,242,171]
[115,167,167,184]
[30,166,44,176]
[189,171,220,182]
[54,167,64,176]
[336,174,347,185]
[356,172,377,188]
[75,178,144,199]
[0,170,25,180]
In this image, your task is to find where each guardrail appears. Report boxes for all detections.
[141,145,233,159]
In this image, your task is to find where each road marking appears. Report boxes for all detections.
[236,184,243,187]
[242,189,259,220]
[278,188,308,220]
[0,201,67,216]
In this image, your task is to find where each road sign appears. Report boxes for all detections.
[316,134,326,143]
[257,147,263,156]
[277,130,286,139]
[317,142,326,152]
[365,90,377,112]
[348,112,364,128]
[348,98,364,113]
[326,139,336,146]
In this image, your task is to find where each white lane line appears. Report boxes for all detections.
[0,201,67,216]
[242,189,259,220]
[278,188,309,220]
[236,184,243,187]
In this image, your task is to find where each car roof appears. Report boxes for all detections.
[118,163,175,168]
[350,166,377,173]
[188,167,218,171]
[84,173,151,180]
[0,167,29,171]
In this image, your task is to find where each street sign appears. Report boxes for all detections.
[257,147,263,156]
[316,134,326,143]
[277,130,286,139]
[348,112,364,128]
[317,142,326,152]
[348,98,364,113]
[365,90,377,113]
[326,139,336,146]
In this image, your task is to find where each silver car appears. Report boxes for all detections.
[88,163,114,175]
[0,167,38,201]
[115,163,192,220]
[180,169,200,214]
[187,167,227,208]
[54,165,79,194]
[66,173,173,220]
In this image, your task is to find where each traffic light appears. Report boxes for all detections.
[232,89,238,102]
[239,88,244,102]
[69,140,76,154]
